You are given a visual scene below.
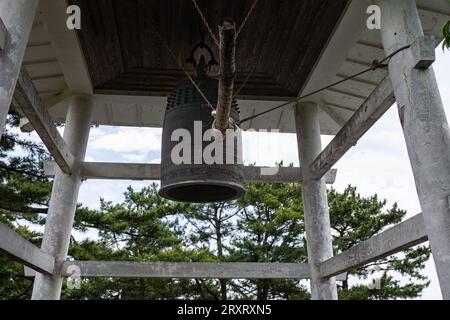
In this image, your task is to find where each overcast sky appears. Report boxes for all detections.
[15,44,449,299]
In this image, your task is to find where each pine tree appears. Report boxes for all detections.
[0,111,52,300]
[328,186,430,299]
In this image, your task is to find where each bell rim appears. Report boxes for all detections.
[159,179,246,203]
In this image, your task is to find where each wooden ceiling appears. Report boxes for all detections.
[71,0,349,98]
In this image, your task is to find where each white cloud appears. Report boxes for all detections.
[79,180,152,209]
[87,126,162,162]
[122,153,148,162]
[89,127,161,152]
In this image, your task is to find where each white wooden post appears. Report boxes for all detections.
[295,102,338,300]
[378,0,450,299]
[0,0,39,135]
[31,95,94,300]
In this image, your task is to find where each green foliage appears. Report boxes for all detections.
[0,112,52,299]
[227,183,308,300]
[442,20,450,51]
[0,223,42,300]
[328,186,430,299]
[0,112,52,223]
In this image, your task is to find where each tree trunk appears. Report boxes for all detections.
[215,206,228,300]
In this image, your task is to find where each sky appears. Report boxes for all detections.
[14,44,449,300]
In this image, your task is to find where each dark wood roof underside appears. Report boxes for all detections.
[72,0,349,98]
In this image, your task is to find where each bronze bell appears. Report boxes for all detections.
[159,56,245,203]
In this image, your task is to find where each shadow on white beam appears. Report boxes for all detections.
[13,68,75,174]
[0,222,54,275]
[25,261,347,281]
[43,161,338,184]
[319,213,428,278]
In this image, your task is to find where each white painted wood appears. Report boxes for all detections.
[0,16,6,51]
[23,44,56,65]
[347,42,385,67]
[338,60,387,84]
[0,0,39,136]
[32,95,94,300]
[319,213,428,278]
[323,89,364,112]
[28,21,48,44]
[25,61,63,79]
[32,75,66,94]
[410,35,436,69]
[310,77,395,179]
[66,262,312,280]
[0,222,55,275]
[320,104,347,127]
[379,0,450,300]
[25,261,348,281]
[295,102,337,300]
[13,69,75,174]
[332,75,377,98]
[38,0,93,95]
[299,0,371,102]
[43,161,338,185]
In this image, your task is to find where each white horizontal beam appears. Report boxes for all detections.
[319,213,428,278]
[310,77,395,179]
[65,262,311,279]
[24,261,347,280]
[43,161,337,184]
[0,222,54,275]
[14,68,75,174]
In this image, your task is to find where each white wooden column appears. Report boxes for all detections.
[32,95,94,300]
[378,0,450,299]
[295,102,337,300]
[0,0,39,135]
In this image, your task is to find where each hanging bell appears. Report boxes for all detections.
[159,56,245,203]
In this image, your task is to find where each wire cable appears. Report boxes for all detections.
[191,0,220,47]
[238,44,411,124]
[236,0,260,37]
[149,22,216,111]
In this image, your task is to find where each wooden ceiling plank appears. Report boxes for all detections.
[73,0,348,98]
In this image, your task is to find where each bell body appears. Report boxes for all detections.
[159,78,245,203]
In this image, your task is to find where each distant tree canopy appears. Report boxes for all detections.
[0,112,430,300]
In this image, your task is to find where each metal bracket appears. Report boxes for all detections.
[411,35,436,70]
[0,17,7,51]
